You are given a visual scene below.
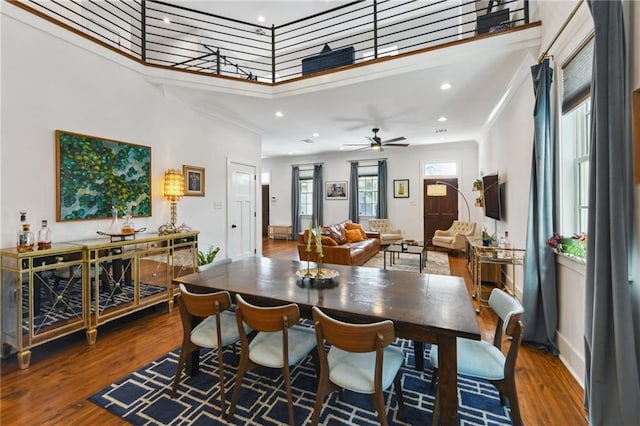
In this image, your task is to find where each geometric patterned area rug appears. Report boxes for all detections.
[89,336,513,425]
[362,250,451,275]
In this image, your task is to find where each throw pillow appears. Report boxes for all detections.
[328,224,347,244]
[346,222,368,239]
[345,228,364,243]
[321,235,338,246]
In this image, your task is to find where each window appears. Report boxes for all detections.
[357,164,378,217]
[424,162,457,177]
[561,98,591,234]
[299,169,313,216]
[559,37,593,236]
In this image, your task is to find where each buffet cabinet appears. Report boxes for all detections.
[1,231,198,369]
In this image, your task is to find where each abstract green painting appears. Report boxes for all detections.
[56,130,152,221]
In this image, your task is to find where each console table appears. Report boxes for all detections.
[466,236,524,313]
[0,231,198,368]
[268,225,292,240]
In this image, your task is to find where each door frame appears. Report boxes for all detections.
[226,157,260,258]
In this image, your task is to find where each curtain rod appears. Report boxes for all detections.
[292,162,324,167]
[347,158,387,163]
[537,0,585,63]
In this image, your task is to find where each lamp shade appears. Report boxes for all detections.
[426,184,447,196]
[164,169,185,201]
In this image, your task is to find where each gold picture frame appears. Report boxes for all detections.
[183,165,205,196]
[393,179,409,198]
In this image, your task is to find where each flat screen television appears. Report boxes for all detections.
[482,174,501,220]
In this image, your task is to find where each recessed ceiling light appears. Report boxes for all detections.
[257,15,266,23]
[312,132,319,137]
[340,146,345,151]
[163,17,171,24]
[275,111,284,118]
[287,151,294,155]
[440,82,452,90]
[437,116,448,122]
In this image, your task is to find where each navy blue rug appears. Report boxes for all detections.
[89,337,513,425]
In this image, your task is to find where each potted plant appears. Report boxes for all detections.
[481,227,493,247]
[197,246,220,272]
[472,179,483,191]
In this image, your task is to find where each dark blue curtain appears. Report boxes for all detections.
[377,160,388,218]
[291,166,300,235]
[349,162,359,223]
[584,1,639,423]
[312,164,323,226]
[522,58,559,355]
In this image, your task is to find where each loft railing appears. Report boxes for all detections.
[9,0,530,84]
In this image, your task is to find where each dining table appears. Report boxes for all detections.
[173,256,480,426]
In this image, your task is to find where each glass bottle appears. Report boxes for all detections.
[121,203,135,234]
[106,206,120,234]
[37,219,52,250]
[17,211,35,253]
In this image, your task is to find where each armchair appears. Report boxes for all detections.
[432,220,476,252]
[367,219,403,245]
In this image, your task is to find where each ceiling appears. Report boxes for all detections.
[159,2,542,158]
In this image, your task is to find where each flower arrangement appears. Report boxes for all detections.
[481,226,494,246]
[547,232,587,260]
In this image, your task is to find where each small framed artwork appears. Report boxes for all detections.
[394,179,410,198]
[183,165,205,196]
[326,181,348,200]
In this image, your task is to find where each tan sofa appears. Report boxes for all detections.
[297,220,380,266]
[432,220,476,252]
[368,219,403,245]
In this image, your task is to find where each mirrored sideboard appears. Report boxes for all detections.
[0,231,198,369]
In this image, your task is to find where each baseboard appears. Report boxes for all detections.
[557,331,585,389]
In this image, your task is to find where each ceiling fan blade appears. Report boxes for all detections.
[382,142,410,147]
[366,136,377,143]
[343,143,369,146]
[381,136,406,143]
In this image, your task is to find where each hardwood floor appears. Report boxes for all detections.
[0,239,587,425]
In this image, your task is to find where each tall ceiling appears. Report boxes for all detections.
[159,1,542,158]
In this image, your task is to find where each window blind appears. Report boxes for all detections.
[562,37,594,113]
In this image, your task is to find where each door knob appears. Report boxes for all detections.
[231,224,237,228]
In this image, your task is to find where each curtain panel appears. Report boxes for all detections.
[291,166,300,236]
[583,1,640,423]
[349,162,359,223]
[377,160,388,218]
[312,164,324,226]
[522,58,559,355]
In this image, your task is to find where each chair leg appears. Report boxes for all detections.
[311,366,332,426]
[394,374,405,420]
[171,347,190,398]
[216,345,226,418]
[432,387,440,426]
[227,353,249,420]
[505,378,523,426]
[282,364,295,426]
[430,367,438,390]
[371,390,388,426]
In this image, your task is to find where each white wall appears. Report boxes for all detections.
[263,140,479,240]
[0,7,262,257]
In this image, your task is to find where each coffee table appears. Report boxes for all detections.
[384,243,428,273]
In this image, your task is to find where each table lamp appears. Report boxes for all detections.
[159,169,184,234]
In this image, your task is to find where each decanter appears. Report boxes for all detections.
[17,211,35,253]
[121,203,135,234]
[106,206,120,234]
[37,219,52,250]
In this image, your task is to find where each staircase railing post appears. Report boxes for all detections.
[373,0,378,59]
[271,24,276,83]
[141,0,146,61]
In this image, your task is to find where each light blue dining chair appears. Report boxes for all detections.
[311,306,405,426]
[228,294,317,426]
[430,288,525,426]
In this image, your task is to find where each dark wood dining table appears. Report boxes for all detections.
[173,256,480,426]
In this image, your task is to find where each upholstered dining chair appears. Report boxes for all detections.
[171,283,249,417]
[429,288,525,425]
[310,306,405,426]
[228,295,317,426]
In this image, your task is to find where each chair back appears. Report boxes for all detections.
[178,283,232,318]
[312,306,395,352]
[488,288,524,345]
[449,221,476,235]
[368,219,394,233]
[235,294,300,332]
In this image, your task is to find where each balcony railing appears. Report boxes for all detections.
[10,0,530,84]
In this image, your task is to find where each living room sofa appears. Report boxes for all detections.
[297,220,380,266]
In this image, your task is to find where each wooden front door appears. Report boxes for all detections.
[423,178,459,247]
[261,185,270,237]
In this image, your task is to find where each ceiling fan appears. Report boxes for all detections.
[343,128,409,151]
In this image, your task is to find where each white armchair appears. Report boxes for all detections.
[432,220,476,252]
[368,219,403,245]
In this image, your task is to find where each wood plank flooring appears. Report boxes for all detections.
[0,239,587,425]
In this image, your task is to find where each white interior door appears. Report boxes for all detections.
[228,162,256,260]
